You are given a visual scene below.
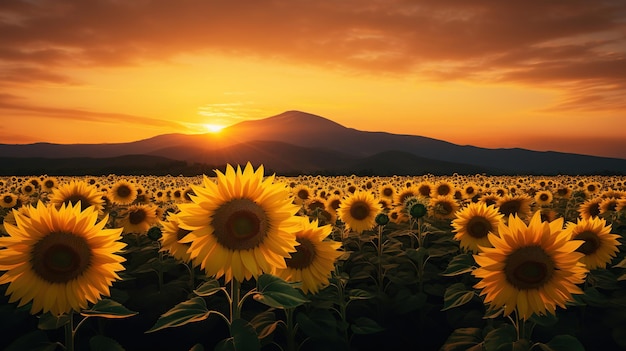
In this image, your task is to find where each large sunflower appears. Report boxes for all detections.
[276,217,342,294]
[564,216,621,270]
[452,202,503,253]
[472,211,587,320]
[0,201,126,316]
[177,163,300,283]
[49,180,105,214]
[337,191,381,234]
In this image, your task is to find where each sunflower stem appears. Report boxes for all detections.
[230,278,242,323]
[64,310,75,351]
[285,307,297,351]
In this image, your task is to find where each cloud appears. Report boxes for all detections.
[2,0,626,112]
[0,93,186,130]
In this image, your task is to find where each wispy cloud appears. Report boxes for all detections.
[1,0,625,113]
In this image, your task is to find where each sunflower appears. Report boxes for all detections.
[496,194,533,220]
[325,194,343,213]
[49,180,105,213]
[599,197,619,217]
[41,176,58,193]
[0,192,18,208]
[276,217,342,294]
[20,182,36,196]
[461,183,480,200]
[578,198,602,220]
[394,186,420,207]
[160,212,194,264]
[534,190,554,206]
[564,216,621,270]
[292,184,313,205]
[429,195,460,220]
[415,181,434,198]
[378,183,396,200]
[452,202,503,253]
[109,180,138,205]
[177,163,300,283]
[337,191,381,233]
[120,204,159,234]
[0,201,126,316]
[472,211,587,320]
[433,180,455,197]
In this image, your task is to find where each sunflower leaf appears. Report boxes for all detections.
[89,335,125,351]
[441,283,476,311]
[350,317,384,335]
[80,299,138,319]
[193,278,224,297]
[534,335,585,351]
[483,324,517,351]
[253,274,309,309]
[441,253,476,276]
[37,312,70,330]
[4,330,57,351]
[348,288,375,300]
[215,319,261,351]
[145,296,212,333]
[440,327,483,351]
[249,310,280,340]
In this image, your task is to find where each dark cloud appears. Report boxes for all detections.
[1,0,625,112]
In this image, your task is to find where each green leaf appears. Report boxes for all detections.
[350,317,384,335]
[215,319,261,351]
[529,312,558,327]
[613,257,626,268]
[37,312,70,330]
[442,283,476,311]
[253,274,309,309]
[146,296,211,333]
[535,335,585,351]
[440,327,483,351]
[483,324,517,351]
[194,278,224,297]
[89,335,125,351]
[406,247,429,263]
[5,330,57,351]
[348,288,376,300]
[296,309,339,340]
[249,310,280,340]
[441,253,476,276]
[80,298,138,319]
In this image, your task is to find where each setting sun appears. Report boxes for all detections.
[203,124,224,133]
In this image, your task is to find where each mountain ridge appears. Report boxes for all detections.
[1,110,625,175]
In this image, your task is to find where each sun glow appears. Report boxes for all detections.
[203,124,224,133]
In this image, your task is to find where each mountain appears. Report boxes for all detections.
[1,110,625,175]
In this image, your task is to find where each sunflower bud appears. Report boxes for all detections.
[375,213,389,226]
[410,203,427,219]
[147,227,163,241]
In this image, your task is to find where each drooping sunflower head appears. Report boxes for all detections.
[452,202,503,253]
[337,191,381,234]
[177,163,300,283]
[472,211,588,320]
[0,201,126,316]
[564,216,621,270]
[276,217,342,294]
[49,180,105,214]
[109,180,138,205]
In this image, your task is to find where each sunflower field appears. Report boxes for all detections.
[1,164,625,351]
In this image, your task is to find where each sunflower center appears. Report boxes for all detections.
[31,232,92,284]
[297,190,309,200]
[3,195,12,204]
[437,185,451,195]
[44,180,55,188]
[418,186,430,197]
[350,201,370,220]
[116,185,131,198]
[504,246,555,290]
[466,216,491,238]
[588,204,600,217]
[285,237,316,269]
[212,198,268,250]
[383,188,393,197]
[539,194,549,202]
[574,230,600,255]
[129,209,147,225]
[499,200,521,217]
[65,194,91,211]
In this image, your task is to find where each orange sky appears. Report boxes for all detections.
[1,0,626,159]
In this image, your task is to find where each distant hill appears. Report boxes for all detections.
[1,110,625,175]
